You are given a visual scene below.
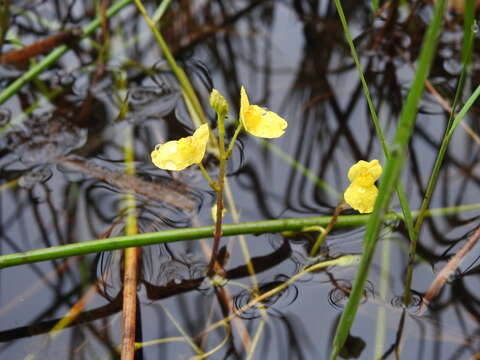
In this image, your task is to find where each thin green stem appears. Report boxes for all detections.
[133,0,206,128]
[331,0,446,358]
[152,0,173,23]
[1,203,477,270]
[334,0,415,247]
[226,122,243,159]
[404,4,477,304]
[158,303,204,355]
[259,139,341,199]
[374,225,392,359]
[197,163,216,190]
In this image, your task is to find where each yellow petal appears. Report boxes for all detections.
[151,124,209,171]
[344,183,378,214]
[347,159,382,186]
[240,86,287,138]
[240,86,250,127]
[344,159,382,213]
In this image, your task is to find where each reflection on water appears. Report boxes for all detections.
[6,114,87,165]
[0,1,479,359]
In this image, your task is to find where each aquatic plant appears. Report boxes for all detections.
[0,1,480,359]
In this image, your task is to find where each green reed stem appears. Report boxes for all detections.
[0,203,477,269]
[152,0,173,23]
[133,0,207,128]
[403,0,476,304]
[331,0,446,358]
[404,84,480,295]
[259,139,341,199]
[334,0,415,245]
[374,224,393,359]
[0,0,133,105]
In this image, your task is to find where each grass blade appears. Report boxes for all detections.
[333,0,415,249]
[403,0,477,303]
[330,0,447,358]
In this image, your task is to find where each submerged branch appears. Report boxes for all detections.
[418,226,480,314]
[58,157,197,212]
[0,28,82,65]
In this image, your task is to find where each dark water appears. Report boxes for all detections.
[1,1,480,359]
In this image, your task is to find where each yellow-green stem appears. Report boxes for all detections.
[226,123,243,159]
[198,163,217,190]
[133,0,206,128]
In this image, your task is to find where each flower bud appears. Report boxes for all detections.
[210,88,229,116]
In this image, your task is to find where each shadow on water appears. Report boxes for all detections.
[0,0,480,358]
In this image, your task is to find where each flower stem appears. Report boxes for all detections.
[197,163,217,190]
[207,112,227,276]
[309,201,348,257]
[226,122,243,159]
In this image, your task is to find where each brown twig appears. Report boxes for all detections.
[418,225,480,314]
[121,247,141,360]
[207,171,226,277]
[309,201,348,257]
[399,52,480,146]
[424,80,480,145]
[0,27,82,65]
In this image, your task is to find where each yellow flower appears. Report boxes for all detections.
[344,159,382,214]
[240,86,287,138]
[151,124,209,171]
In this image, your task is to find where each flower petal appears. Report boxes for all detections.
[151,124,209,171]
[344,159,383,213]
[242,105,287,138]
[347,159,382,186]
[344,183,378,214]
[240,86,250,127]
[239,86,287,138]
